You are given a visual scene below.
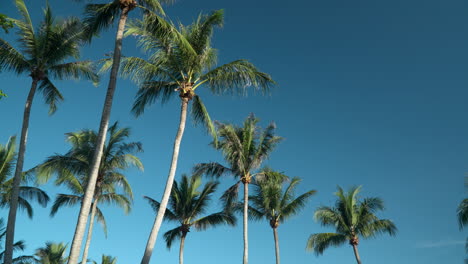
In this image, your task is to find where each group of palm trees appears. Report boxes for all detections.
[0,0,399,263]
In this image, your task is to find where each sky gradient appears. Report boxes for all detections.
[1,0,467,263]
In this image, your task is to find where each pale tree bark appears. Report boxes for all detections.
[141,97,189,264]
[179,233,186,264]
[67,6,131,264]
[352,244,362,264]
[80,198,99,264]
[4,79,38,264]
[243,182,249,264]
[273,227,280,264]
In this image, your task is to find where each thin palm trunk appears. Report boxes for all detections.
[67,6,131,264]
[273,227,280,264]
[179,233,186,264]
[243,182,249,264]
[4,79,38,264]
[141,97,189,264]
[80,198,98,264]
[352,244,361,264]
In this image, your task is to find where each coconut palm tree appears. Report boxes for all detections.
[0,136,49,218]
[0,1,98,262]
[306,186,397,264]
[32,123,141,264]
[120,11,275,263]
[66,0,171,261]
[0,218,38,264]
[34,242,68,264]
[144,174,236,264]
[193,115,281,264]
[93,255,117,264]
[248,170,316,264]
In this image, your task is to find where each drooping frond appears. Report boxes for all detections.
[37,78,64,115]
[83,1,121,40]
[191,95,217,141]
[458,198,468,229]
[193,211,236,231]
[50,194,82,217]
[200,60,275,96]
[97,193,132,214]
[306,233,347,255]
[18,186,49,208]
[0,39,29,74]
[131,80,179,116]
[163,226,182,250]
[192,162,232,178]
[144,196,178,221]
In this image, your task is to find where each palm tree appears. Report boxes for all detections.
[457,177,468,262]
[144,174,236,264]
[0,218,37,264]
[193,115,281,264]
[93,255,117,264]
[248,170,316,264]
[33,123,141,264]
[120,10,275,263]
[34,242,68,264]
[306,186,397,264]
[0,1,98,262]
[0,137,49,218]
[66,1,171,262]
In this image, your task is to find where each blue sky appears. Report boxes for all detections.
[1,0,468,263]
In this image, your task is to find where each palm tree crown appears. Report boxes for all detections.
[0,137,49,218]
[34,242,68,264]
[0,0,98,113]
[0,218,37,264]
[145,174,236,249]
[249,170,316,228]
[307,186,397,264]
[145,174,235,264]
[121,10,274,131]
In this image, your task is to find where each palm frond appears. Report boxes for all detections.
[162,226,182,250]
[144,196,178,221]
[306,233,347,255]
[37,78,64,115]
[193,211,236,230]
[191,95,217,142]
[50,194,82,216]
[83,1,121,40]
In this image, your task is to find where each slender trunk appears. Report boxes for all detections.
[273,227,280,264]
[352,244,361,264]
[179,233,186,264]
[141,97,189,264]
[80,198,98,264]
[4,79,38,264]
[243,182,249,264]
[67,7,130,264]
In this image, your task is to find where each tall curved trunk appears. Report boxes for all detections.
[243,182,249,264]
[4,79,38,264]
[67,7,131,264]
[80,198,98,264]
[352,244,361,264]
[141,97,189,264]
[272,227,280,264]
[179,232,187,264]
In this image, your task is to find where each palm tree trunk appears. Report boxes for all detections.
[141,97,189,264]
[352,244,362,264]
[272,227,280,264]
[179,232,186,264]
[80,199,98,264]
[67,7,131,264]
[243,182,249,264]
[4,79,38,264]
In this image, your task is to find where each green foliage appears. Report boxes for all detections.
[34,242,68,264]
[194,114,282,207]
[145,174,236,249]
[249,170,316,226]
[32,122,142,235]
[0,14,14,33]
[0,0,98,114]
[119,10,274,139]
[0,137,49,218]
[306,186,397,256]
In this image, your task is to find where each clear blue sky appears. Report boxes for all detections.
[1,0,467,263]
